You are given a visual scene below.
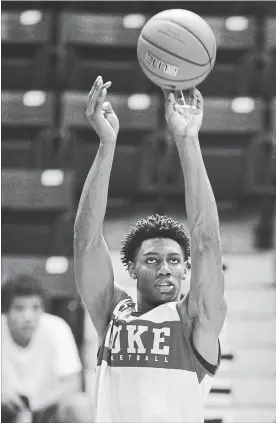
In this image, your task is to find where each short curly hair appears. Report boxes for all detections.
[120,214,191,268]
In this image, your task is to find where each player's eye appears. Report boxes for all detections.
[170,258,180,264]
[146,258,157,264]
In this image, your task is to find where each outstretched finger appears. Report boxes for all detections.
[88,78,103,115]
[188,88,197,108]
[88,80,111,109]
[194,88,203,110]
[88,75,101,100]
[95,88,107,115]
[162,88,171,101]
[164,92,177,121]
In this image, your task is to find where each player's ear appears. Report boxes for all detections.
[127,262,137,280]
[182,259,190,279]
[182,267,187,280]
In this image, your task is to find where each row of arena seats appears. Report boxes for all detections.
[2,93,276,204]
[2,11,275,49]
[2,11,276,94]
[2,91,273,132]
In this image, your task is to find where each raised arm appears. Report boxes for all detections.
[164,89,227,365]
[74,76,128,343]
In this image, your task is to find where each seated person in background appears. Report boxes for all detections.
[1,274,94,423]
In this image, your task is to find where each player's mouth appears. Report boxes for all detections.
[155,279,175,293]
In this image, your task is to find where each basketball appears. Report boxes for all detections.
[137,9,217,90]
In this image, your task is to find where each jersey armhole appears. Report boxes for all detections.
[190,336,221,376]
[176,302,221,382]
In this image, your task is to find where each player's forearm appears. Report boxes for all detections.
[74,141,116,247]
[175,135,220,239]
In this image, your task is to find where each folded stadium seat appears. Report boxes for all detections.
[138,98,263,203]
[1,256,77,297]
[200,16,259,97]
[59,13,257,96]
[264,18,276,94]
[1,90,54,169]
[265,18,276,53]
[272,98,276,133]
[2,169,75,255]
[61,91,162,202]
[1,10,53,90]
[59,12,154,92]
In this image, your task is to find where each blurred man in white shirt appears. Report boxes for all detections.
[1,274,94,423]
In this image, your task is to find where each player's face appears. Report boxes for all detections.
[7,295,44,345]
[133,237,186,306]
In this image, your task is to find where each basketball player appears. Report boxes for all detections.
[74,75,227,422]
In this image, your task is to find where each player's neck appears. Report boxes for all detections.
[136,295,158,315]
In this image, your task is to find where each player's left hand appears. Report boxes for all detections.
[163,88,203,138]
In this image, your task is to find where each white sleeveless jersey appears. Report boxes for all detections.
[94,298,220,423]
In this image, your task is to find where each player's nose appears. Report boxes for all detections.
[157,261,172,276]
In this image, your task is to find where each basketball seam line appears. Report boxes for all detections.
[137,54,211,83]
[140,34,209,67]
[152,18,213,63]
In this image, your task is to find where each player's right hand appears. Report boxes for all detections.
[86,76,119,144]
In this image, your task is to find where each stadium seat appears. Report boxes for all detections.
[207,16,256,50]
[2,129,70,170]
[61,92,161,131]
[201,148,246,199]
[265,18,276,52]
[138,142,247,201]
[75,143,140,201]
[1,11,51,43]
[60,13,256,51]
[2,216,74,256]
[1,11,53,90]
[2,91,54,127]
[201,98,263,133]
[272,98,276,132]
[2,92,55,169]
[60,12,143,47]
[1,256,77,297]
[2,223,55,256]
[2,170,75,255]
[1,140,34,169]
[200,64,245,97]
[2,169,75,210]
